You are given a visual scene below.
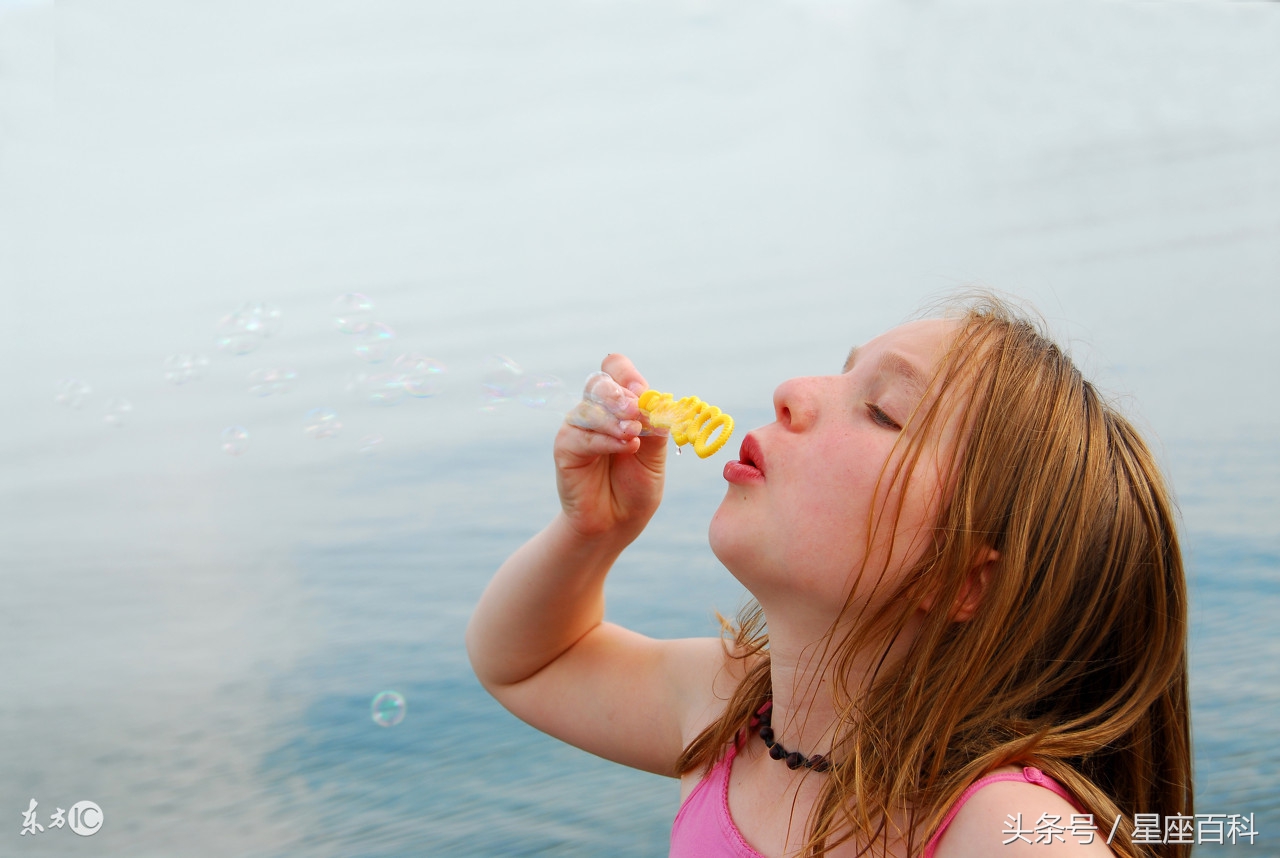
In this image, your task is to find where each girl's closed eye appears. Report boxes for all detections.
[866,402,902,431]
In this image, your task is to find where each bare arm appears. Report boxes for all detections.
[464,355,731,776]
[465,511,626,689]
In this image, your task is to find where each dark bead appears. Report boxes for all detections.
[769,744,786,761]
[809,755,830,773]
[786,752,804,770]
[759,726,774,744]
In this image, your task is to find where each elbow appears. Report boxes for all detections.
[463,614,511,694]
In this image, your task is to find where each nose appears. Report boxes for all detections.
[773,375,823,430]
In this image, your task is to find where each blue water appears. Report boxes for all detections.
[2,1,1277,855]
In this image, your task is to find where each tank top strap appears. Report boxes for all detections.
[922,767,1079,858]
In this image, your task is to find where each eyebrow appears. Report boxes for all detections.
[843,346,929,401]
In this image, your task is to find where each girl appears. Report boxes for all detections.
[465,293,1192,858]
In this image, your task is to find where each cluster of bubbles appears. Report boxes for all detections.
[370,690,407,727]
[55,378,136,428]
[479,354,570,411]
[348,354,447,407]
[215,302,283,356]
[56,292,576,455]
[332,294,451,409]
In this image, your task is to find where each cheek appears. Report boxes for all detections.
[882,466,947,565]
[779,466,877,573]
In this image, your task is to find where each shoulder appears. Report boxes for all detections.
[931,767,1116,858]
[671,636,763,743]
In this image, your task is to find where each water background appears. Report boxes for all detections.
[2,1,1277,855]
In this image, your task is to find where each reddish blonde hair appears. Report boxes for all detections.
[675,293,1192,858]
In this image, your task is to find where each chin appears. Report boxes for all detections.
[708,506,763,589]
[708,505,741,568]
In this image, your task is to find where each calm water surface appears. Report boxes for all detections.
[1,1,1277,855]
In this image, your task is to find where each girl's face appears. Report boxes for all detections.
[709,318,962,620]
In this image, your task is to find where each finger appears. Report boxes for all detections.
[600,353,650,398]
[580,372,640,421]
[556,421,642,463]
[631,430,669,471]
[565,400,643,439]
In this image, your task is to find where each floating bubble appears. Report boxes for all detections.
[215,310,263,356]
[395,354,446,398]
[517,374,565,409]
[333,293,374,334]
[565,371,641,433]
[103,398,132,427]
[371,690,406,728]
[248,367,298,397]
[365,373,408,407]
[304,407,342,439]
[237,302,282,338]
[55,378,91,409]
[353,322,395,363]
[164,354,210,385]
[480,355,523,409]
[221,426,250,455]
[359,434,384,455]
[346,372,407,407]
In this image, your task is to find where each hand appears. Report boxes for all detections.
[555,354,666,541]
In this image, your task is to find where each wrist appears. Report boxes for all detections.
[551,511,640,561]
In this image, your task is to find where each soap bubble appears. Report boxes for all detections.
[364,373,408,407]
[480,355,523,409]
[55,378,91,409]
[248,367,298,397]
[333,293,374,334]
[359,434,384,455]
[395,354,446,398]
[103,398,132,427]
[221,426,250,455]
[353,322,395,363]
[238,302,282,338]
[347,372,406,406]
[304,407,342,439]
[215,310,262,356]
[566,371,636,433]
[370,690,407,727]
[164,354,210,385]
[517,374,566,409]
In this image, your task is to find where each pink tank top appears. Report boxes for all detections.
[669,738,1077,858]
[669,736,765,858]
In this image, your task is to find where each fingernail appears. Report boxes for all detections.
[619,420,642,435]
[627,382,646,395]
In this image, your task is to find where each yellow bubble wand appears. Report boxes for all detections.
[569,372,736,459]
[636,389,734,459]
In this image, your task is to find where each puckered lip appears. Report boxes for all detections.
[738,433,765,475]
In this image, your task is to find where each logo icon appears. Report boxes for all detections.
[68,801,103,836]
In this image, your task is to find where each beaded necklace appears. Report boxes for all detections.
[753,701,833,773]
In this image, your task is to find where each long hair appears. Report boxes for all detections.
[674,293,1192,858]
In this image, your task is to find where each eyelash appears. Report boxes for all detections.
[866,403,901,431]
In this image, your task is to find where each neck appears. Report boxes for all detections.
[760,604,925,762]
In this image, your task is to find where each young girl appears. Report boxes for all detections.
[465,293,1191,858]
